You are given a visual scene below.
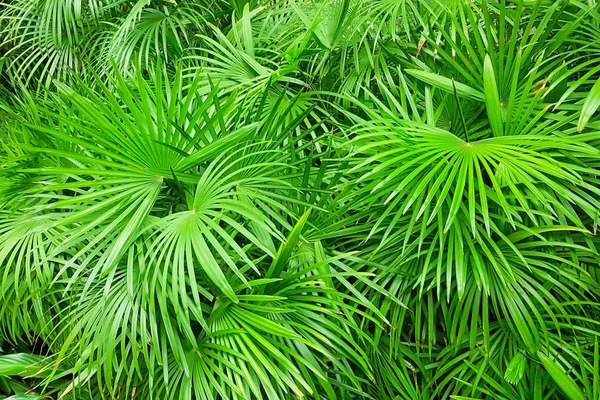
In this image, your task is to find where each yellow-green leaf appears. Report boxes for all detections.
[483,54,504,136]
[538,353,585,400]
[504,353,527,385]
[405,69,485,102]
[577,76,600,132]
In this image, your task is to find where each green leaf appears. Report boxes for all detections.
[483,54,504,136]
[504,353,527,385]
[6,394,45,400]
[0,354,49,378]
[265,209,311,280]
[577,76,600,132]
[405,69,485,102]
[539,353,585,400]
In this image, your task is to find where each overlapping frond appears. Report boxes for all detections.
[1,0,600,399]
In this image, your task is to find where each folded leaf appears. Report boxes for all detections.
[577,76,600,132]
[405,69,485,102]
[0,354,50,378]
[504,353,527,384]
[538,352,585,400]
[483,54,504,136]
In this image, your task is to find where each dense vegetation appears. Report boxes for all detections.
[1,0,600,398]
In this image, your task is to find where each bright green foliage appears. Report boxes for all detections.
[0,0,600,399]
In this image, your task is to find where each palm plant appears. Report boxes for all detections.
[1,0,600,399]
